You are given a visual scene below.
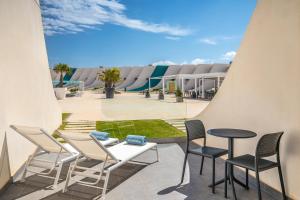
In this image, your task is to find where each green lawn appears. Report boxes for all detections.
[96,119,185,140]
[60,113,71,130]
[53,113,71,141]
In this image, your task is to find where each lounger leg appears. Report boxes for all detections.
[180,151,188,184]
[53,163,63,189]
[199,156,204,175]
[63,157,79,193]
[63,164,72,193]
[101,170,111,200]
[155,146,159,162]
[21,158,30,182]
[21,149,39,182]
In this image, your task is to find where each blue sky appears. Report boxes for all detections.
[41,0,256,68]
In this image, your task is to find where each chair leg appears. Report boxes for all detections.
[246,168,249,190]
[255,170,262,200]
[225,162,228,198]
[180,152,188,184]
[212,158,215,194]
[230,164,237,200]
[199,156,205,175]
[277,165,287,200]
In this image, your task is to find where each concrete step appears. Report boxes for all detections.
[66,124,96,127]
[168,122,185,125]
[67,120,96,123]
[164,119,186,132]
[64,127,95,130]
[66,122,96,125]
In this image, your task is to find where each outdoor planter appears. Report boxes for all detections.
[105,87,115,98]
[175,88,183,102]
[99,68,121,99]
[158,91,164,100]
[145,90,150,98]
[176,96,184,102]
[54,87,67,100]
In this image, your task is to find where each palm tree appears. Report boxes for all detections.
[53,63,71,87]
[98,67,121,98]
[98,67,121,88]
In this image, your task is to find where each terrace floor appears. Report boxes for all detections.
[59,91,209,121]
[0,142,280,200]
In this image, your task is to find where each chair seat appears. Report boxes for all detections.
[189,146,228,158]
[226,154,278,171]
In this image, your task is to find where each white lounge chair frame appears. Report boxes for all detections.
[59,132,159,200]
[10,125,79,188]
[10,125,120,190]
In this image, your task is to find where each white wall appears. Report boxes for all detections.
[197,0,300,198]
[0,0,61,188]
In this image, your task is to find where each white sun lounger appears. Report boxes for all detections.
[58,131,159,200]
[10,125,118,189]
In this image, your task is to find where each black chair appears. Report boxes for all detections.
[180,120,228,193]
[225,132,286,200]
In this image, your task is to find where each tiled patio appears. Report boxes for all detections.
[0,143,282,200]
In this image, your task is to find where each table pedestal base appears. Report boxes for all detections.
[208,176,249,189]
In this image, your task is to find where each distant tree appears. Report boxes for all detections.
[53,63,71,87]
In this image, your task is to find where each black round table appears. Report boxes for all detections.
[207,128,257,188]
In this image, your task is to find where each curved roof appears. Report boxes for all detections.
[116,67,144,89]
[152,65,182,89]
[126,66,155,90]
[70,68,84,81]
[115,67,133,87]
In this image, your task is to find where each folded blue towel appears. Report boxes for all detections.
[125,135,147,146]
[90,131,110,141]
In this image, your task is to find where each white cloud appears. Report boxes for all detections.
[152,60,177,66]
[165,36,180,41]
[191,58,211,64]
[41,0,191,36]
[153,58,212,66]
[152,52,236,66]
[199,38,217,45]
[198,35,238,45]
[222,51,236,61]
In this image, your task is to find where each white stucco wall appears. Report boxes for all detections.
[197,0,300,198]
[0,0,61,188]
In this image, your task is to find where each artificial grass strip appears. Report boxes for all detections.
[96,119,185,140]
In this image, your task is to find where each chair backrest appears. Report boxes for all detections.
[58,131,117,161]
[255,132,284,158]
[10,125,69,153]
[185,120,206,141]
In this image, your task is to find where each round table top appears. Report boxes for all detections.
[207,128,257,139]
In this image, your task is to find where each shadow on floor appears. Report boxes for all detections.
[0,160,145,200]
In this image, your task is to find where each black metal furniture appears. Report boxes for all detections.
[207,129,257,189]
[225,132,286,200]
[180,120,228,193]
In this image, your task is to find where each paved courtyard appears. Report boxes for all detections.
[0,143,280,200]
[59,91,209,121]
